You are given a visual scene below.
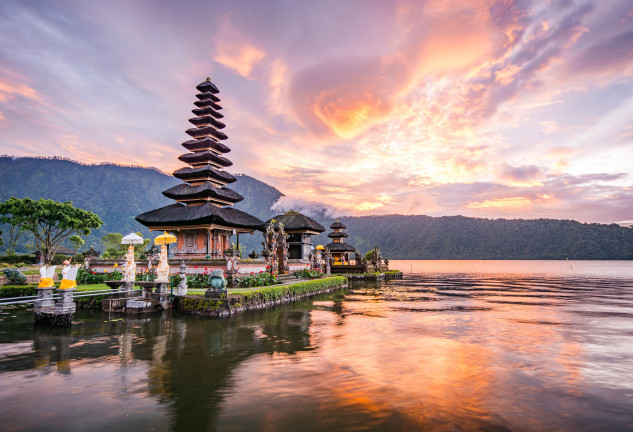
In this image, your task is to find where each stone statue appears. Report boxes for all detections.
[177,272,188,296]
[124,246,136,283]
[355,249,362,265]
[155,245,170,282]
[323,249,331,275]
[205,269,227,298]
[277,222,289,274]
[226,249,239,274]
[4,268,27,285]
[59,265,79,290]
[37,265,56,287]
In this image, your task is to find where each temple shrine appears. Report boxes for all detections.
[325,219,357,265]
[136,78,264,258]
[265,211,325,261]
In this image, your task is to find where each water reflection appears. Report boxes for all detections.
[1,263,633,431]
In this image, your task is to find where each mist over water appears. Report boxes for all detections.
[1,261,632,431]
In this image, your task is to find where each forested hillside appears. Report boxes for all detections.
[0,156,282,251]
[336,215,633,260]
[1,156,632,259]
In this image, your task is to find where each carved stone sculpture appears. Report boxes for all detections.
[206,269,227,298]
[124,246,136,283]
[155,245,170,282]
[4,268,28,285]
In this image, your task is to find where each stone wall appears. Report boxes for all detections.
[174,276,348,318]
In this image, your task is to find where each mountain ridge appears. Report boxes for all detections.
[1,156,632,259]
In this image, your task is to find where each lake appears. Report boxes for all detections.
[1,260,632,431]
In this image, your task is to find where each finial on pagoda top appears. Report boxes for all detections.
[206,77,211,82]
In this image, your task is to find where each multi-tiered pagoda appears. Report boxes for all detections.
[325,219,357,265]
[136,78,264,258]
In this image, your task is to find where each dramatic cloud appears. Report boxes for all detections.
[1,0,632,224]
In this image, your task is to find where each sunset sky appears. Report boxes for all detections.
[1,0,632,224]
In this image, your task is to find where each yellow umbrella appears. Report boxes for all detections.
[316,245,325,250]
[154,231,177,245]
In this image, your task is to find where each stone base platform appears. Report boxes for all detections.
[125,298,160,314]
[34,311,73,326]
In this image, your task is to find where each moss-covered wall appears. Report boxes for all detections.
[174,276,348,318]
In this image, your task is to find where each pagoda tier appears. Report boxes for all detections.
[188,115,226,129]
[328,231,349,239]
[186,126,228,141]
[196,92,220,102]
[172,166,236,185]
[137,77,264,258]
[137,203,263,231]
[162,183,243,204]
[181,138,230,154]
[192,107,224,118]
[178,150,233,168]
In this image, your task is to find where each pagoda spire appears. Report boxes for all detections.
[164,78,243,206]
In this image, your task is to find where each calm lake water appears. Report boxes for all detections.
[1,260,632,431]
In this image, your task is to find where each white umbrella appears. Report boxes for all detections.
[121,232,144,245]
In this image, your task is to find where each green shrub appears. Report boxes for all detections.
[0,254,36,265]
[0,284,38,298]
[233,276,347,302]
[236,271,279,287]
[293,268,323,279]
[52,254,71,265]
[76,267,108,284]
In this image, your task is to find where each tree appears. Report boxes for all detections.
[69,234,85,253]
[0,199,25,254]
[101,232,124,258]
[0,197,103,264]
[101,232,150,259]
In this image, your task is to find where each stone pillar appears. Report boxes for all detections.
[52,288,76,326]
[34,287,56,317]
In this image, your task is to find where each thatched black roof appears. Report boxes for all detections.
[136,203,264,231]
[188,116,226,129]
[191,107,223,118]
[330,220,346,229]
[328,231,349,239]
[178,151,232,167]
[186,126,228,141]
[193,99,222,110]
[173,165,236,184]
[196,79,219,94]
[181,138,230,154]
[266,213,325,233]
[326,242,356,253]
[162,183,243,203]
[196,91,220,102]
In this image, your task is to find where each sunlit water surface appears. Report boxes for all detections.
[1,260,632,431]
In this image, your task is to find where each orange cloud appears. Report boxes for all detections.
[467,197,533,209]
[0,78,39,102]
[214,16,266,78]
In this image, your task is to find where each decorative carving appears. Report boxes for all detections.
[124,246,136,283]
[226,248,239,274]
[155,245,170,282]
[206,269,227,298]
[4,268,27,285]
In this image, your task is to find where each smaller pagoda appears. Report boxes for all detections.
[325,219,357,265]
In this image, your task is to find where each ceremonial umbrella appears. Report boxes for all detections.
[121,232,144,245]
[154,231,177,245]
[315,245,325,250]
